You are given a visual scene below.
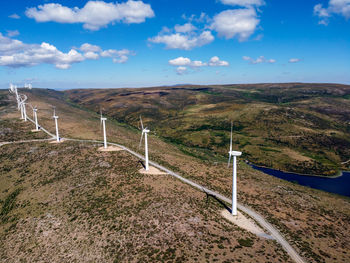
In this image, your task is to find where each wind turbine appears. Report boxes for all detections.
[22,101,27,122]
[19,99,24,120]
[33,106,39,131]
[53,107,60,142]
[100,110,107,149]
[139,116,150,171]
[227,121,242,216]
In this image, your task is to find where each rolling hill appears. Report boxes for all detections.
[64,83,350,176]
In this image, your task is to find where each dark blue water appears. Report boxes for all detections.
[251,165,350,197]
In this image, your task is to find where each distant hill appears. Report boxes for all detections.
[64,83,350,176]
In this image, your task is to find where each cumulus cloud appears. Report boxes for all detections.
[0,34,133,69]
[168,56,192,66]
[289,58,301,63]
[314,0,350,25]
[210,8,260,41]
[174,23,197,33]
[220,0,265,7]
[80,43,102,53]
[9,14,20,19]
[169,56,229,74]
[84,51,99,60]
[209,56,229,66]
[149,31,214,50]
[243,55,276,64]
[25,0,155,31]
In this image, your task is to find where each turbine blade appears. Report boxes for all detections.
[139,131,144,148]
[227,154,231,168]
[140,115,144,130]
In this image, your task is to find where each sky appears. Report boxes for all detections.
[1,0,349,89]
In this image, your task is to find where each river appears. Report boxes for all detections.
[251,165,350,197]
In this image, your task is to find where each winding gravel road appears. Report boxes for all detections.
[2,107,307,263]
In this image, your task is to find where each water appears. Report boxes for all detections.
[251,165,350,197]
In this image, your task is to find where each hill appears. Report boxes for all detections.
[64,83,350,176]
[1,88,350,263]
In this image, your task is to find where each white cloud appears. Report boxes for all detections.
[210,9,260,41]
[9,14,20,19]
[174,23,197,33]
[176,66,187,75]
[242,55,276,64]
[220,0,265,7]
[0,34,133,69]
[169,56,228,74]
[314,0,350,25]
[289,58,301,63]
[80,43,102,53]
[169,56,191,66]
[84,51,99,60]
[208,56,229,66]
[149,31,214,50]
[25,0,155,31]
[100,49,118,57]
[191,60,207,67]
[7,30,20,37]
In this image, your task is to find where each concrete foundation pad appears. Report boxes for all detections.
[49,139,65,144]
[98,145,123,152]
[139,166,167,175]
[31,129,40,133]
[221,209,273,239]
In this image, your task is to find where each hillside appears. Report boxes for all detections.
[65,83,350,176]
[1,89,350,263]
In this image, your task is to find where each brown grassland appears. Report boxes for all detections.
[0,88,349,263]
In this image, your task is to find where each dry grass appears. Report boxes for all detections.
[1,89,350,263]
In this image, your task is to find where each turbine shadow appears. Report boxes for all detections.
[138,160,146,169]
[204,191,232,213]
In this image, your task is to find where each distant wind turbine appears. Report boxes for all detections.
[100,110,108,149]
[33,106,39,131]
[227,121,242,216]
[53,107,60,142]
[139,116,150,171]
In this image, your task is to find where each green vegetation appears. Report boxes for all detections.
[238,238,254,247]
[0,189,21,223]
[64,83,350,176]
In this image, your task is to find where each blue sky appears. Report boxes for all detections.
[1,0,349,89]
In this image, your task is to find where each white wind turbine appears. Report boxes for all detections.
[33,106,39,131]
[100,110,108,149]
[53,107,60,142]
[227,121,242,216]
[139,116,150,171]
[22,101,27,122]
[19,99,24,120]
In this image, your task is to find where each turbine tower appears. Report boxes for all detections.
[100,111,107,149]
[33,107,39,131]
[53,108,60,142]
[139,116,150,171]
[19,100,24,120]
[22,102,27,122]
[227,121,242,216]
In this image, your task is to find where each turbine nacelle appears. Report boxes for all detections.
[229,150,242,157]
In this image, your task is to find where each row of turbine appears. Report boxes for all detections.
[8,84,242,216]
